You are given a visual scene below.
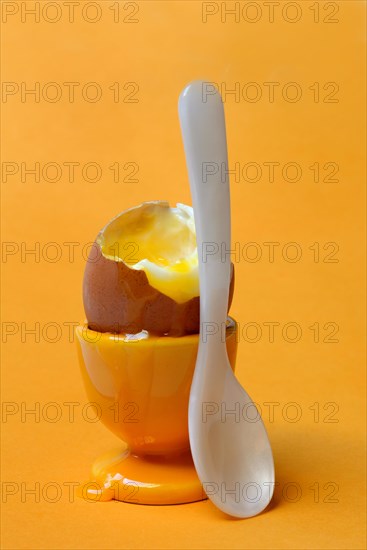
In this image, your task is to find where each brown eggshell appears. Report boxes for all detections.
[83,244,235,337]
[83,243,234,336]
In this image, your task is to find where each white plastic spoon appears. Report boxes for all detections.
[179,81,275,518]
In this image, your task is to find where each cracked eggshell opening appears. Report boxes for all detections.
[83,201,234,336]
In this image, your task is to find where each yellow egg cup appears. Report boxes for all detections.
[75,319,238,505]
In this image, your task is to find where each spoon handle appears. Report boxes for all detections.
[179,81,231,329]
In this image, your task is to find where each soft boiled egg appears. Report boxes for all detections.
[83,201,234,336]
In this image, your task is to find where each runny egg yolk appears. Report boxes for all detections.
[98,202,199,303]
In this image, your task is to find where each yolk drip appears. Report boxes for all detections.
[98,202,199,304]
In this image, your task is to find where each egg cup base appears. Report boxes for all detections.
[78,442,207,505]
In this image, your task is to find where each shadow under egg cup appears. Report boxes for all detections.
[76,318,238,505]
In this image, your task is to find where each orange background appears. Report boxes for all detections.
[1,1,366,548]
